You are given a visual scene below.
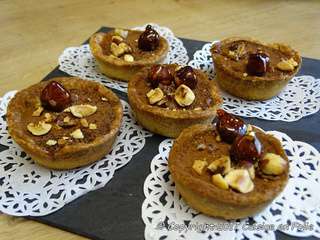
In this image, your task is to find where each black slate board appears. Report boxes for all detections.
[19,27,320,240]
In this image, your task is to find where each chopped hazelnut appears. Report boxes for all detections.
[174,84,195,107]
[146,88,164,105]
[276,58,298,71]
[70,129,84,139]
[119,42,132,53]
[63,116,70,123]
[111,35,124,45]
[58,138,67,145]
[192,159,208,175]
[27,121,52,136]
[44,113,53,122]
[110,42,126,57]
[80,118,89,128]
[70,104,97,118]
[124,54,134,62]
[32,107,44,117]
[225,169,254,193]
[196,143,206,151]
[46,139,57,146]
[212,174,229,190]
[207,156,231,175]
[259,153,287,175]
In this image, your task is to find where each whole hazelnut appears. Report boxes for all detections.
[138,25,160,51]
[216,109,247,143]
[40,81,72,112]
[148,65,174,87]
[175,66,197,89]
[230,134,262,164]
[247,52,270,76]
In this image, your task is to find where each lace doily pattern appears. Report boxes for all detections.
[142,131,320,239]
[0,91,152,216]
[58,23,189,93]
[188,42,320,122]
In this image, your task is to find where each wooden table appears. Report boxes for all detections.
[0,0,319,239]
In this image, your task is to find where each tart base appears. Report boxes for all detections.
[90,32,169,82]
[169,124,289,219]
[128,68,222,138]
[211,37,301,101]
[7,77,123,170]
[95,55,167,82]
[130,103,217,138]
[214,68,291,100]
[175,181,270,219]
[12,132,118,170]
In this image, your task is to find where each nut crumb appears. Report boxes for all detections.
[196,143,206,151]
[44,113,53,122]
[32,107,44,117]
[63,116,70,123]
[89,123,97,130]
[80,118,89,128]
[215,134,221,142]
[46,139,57,146]
[58,138,67,145]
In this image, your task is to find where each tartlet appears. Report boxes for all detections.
[89,25,169,81]
[128,64,222,138]
[7,77,123,170]
[168,110,289,219]
[211,37,301,100]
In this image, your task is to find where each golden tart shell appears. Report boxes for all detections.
[211,37,301,100]
[168,124,289,219]
[89,30,169,82]
[128,66,222,138]
[7,77,123,170]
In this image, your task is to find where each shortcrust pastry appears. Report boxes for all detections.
[7,77,123,169]
[90,25,169,81]
[169,109,289,219]
[211,37,301,100]
[128,64,222,138]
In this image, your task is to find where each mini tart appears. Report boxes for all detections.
[168,124,289,219]
[7,77,123,170]
[128,65,222,138]
[89,28,169,82]
[211,37,301,100]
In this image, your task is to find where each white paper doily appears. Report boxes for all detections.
[59,23,189,93]
[188,42,320,122]
[142,132,320,240]
[0,91,152,216]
